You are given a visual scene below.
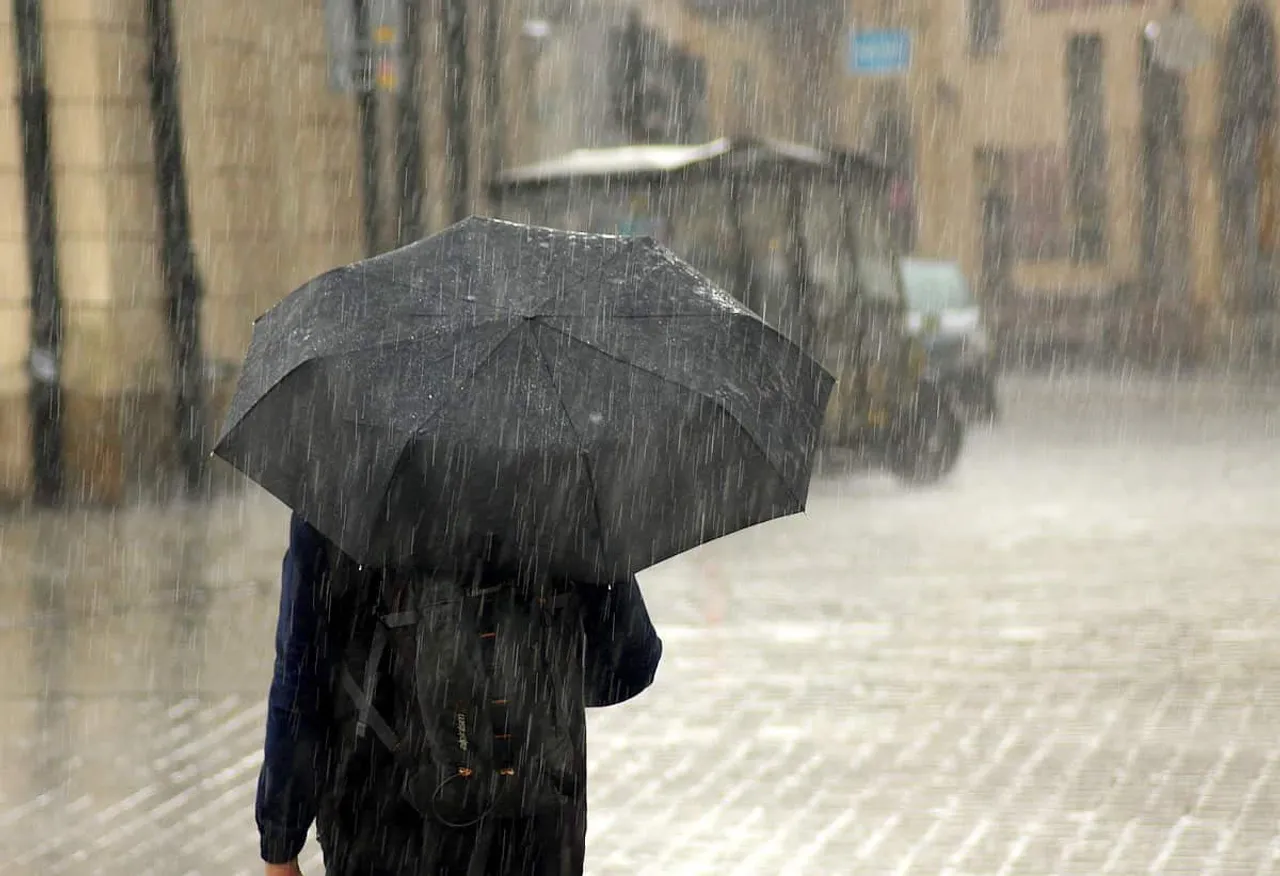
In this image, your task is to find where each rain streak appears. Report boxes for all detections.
[1,2,1279,875]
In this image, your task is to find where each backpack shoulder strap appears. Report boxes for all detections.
[339,565,574,752]
[331,558,418,752]
[340,608,417,750]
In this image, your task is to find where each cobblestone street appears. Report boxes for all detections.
[2,372,1279,875]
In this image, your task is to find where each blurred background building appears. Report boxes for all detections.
[1,0,1278,503]
[0,0,524,503]
[572,0,1277,368]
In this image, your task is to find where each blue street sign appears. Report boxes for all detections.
[848,29,912,76]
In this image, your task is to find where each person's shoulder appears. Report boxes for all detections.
[288,511,318,541]
[288,513,329,564]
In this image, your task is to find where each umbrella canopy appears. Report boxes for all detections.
[214,217,833,580]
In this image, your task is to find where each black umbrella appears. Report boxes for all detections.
[214,217,833,580]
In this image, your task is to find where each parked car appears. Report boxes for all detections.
[899,258,999,422]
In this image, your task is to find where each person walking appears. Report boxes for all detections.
[215,219,832,873]
[257,513,664,875]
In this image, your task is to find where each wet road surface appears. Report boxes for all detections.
[1,372,1279,875]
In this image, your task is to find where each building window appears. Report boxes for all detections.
[1031,0,1138,10]
[870,110,916,253]
[1066,33,1108,262]
[1010,147,1071,261]
[969,0,1001,57]
[976,149,1014,298]
[609,15,707,144]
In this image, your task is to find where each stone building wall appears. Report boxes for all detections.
[0,0,528,503]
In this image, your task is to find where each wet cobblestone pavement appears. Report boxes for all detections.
[2,373,1280,875]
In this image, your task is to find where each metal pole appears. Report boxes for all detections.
[613,9,647,143]
[786,176,814,351]
[442,0,471,224]
[146,0,207,491]
[483,0,504,206]
[727,176,757,315]
[13,0,64,503]
[355,0,381,255]
[396,0,425,244]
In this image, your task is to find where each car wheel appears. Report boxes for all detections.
[888,384,964,485]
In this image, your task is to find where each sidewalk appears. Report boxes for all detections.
[1,373,1279,874]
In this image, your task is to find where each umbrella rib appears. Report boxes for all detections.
[531,319,721,399]
[215,357,321,455]
[345,267,512,317]
[527,325,613,572]
[220,320,520,441]
[714,411,803,511]
[252,264,351,325]
[303,319,517,367]
[254,272,508,333]
[556,313,743,319]
[366,322,530,535]
[527,238,640,316]
[532,320,804,510]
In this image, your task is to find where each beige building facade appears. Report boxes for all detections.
[615,0,1280,363]
[867,0,1280,367]
[0,0,524,504]
[4,0,1277,501]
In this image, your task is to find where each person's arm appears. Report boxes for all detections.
[264,864,302,876]
[580,576,663,708]
[256,514,329,868]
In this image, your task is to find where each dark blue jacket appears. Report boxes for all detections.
[256,514,664,864]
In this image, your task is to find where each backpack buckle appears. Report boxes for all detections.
[380,611,419,629]
[465,562,505,598]
[538,591,574,612]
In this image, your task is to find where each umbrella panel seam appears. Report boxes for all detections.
[214,356,322,458]
[530,319,804,507]
[525,237,639,317]
[364,323,532,558]
[218,320,525,444]
[527,327,613,576]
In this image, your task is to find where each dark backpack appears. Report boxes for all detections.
[323,549,588,837]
